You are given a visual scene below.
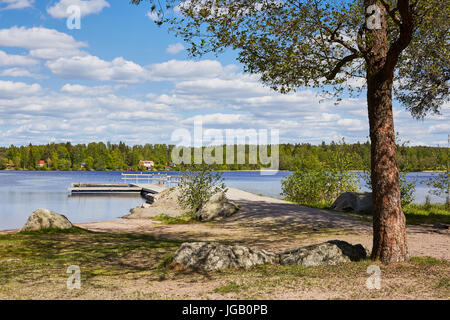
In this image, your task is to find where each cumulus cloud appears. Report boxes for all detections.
[0,67,40,78]
[182,113,249,126]
[0,26,87,56]
[0,80,41,98]
[166,43,185,55]
[148,59,233,81]
[428,123,450,134]
[47,0,110,18]
[0,50,447,146]
[60,84,115,96]
[0,50,38,67]
[46,55,147,82]
[0,0,33,10]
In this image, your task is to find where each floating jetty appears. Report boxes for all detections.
[69,173,181,196]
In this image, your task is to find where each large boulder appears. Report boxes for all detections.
[171,242,276,271]
[123,187,188,219]
[330,192,373,214]
[21,209,73,231]
[279,240,368,267]
[196,192,239,221]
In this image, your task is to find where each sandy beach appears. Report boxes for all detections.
[1,187,449,300]
[68,188,449,260]
[2,187,448,260]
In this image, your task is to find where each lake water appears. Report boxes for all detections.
[0,171,445,230]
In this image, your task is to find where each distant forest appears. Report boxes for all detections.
[0,141,447,172]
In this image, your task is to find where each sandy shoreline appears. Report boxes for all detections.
[2,187,449,260]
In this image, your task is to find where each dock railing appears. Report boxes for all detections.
[121,173,181,186]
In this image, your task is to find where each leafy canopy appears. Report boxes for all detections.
[132,0,449,118]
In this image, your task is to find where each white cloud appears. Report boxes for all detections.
[29,48,86,60]
[0,54,447,146]
[0,80,41,98]
[0,67,40,78]
[0,50,37,66]
[60,84,115,96]
[148,59,230,81]
[337,118,366,131]
[176,78,268,97]
[46,55,147,82]
[428,123,450,134]
[0,0,33,10]
[182,113,248,125]
[0,26,87,51]
[47,0,110,18]
[166,43,185,55]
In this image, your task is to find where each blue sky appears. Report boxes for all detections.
[0,0,448,147]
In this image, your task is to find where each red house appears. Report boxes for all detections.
[139,160,155,169]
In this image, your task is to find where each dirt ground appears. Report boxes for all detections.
[0,188,448,300]
[77,188,450,260]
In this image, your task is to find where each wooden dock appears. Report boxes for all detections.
[69,173,180,195]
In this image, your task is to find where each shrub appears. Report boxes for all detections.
[363,170,417,207]
[425,172,449,208]
[281,158,358,207]
[178,167,227,212]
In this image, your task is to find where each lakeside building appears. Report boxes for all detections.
[139,160,155,170]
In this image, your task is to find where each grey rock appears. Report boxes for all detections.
[331,192,373,214]
[279,240,368,267]
[21,209,73,231]
[171,242,276,271]
[123,187,188,219]
[196,192,239,221]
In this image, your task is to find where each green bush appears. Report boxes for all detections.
[425,171,449,207]
[178,167,227,212]
[281,158,358,207]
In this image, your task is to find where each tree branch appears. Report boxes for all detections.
[384,0,414,72]
[326,53,360,80]
[379,0,402,26]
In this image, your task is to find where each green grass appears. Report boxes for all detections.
[403,203,450,225]
[213,281,248,294]
[409,256,447,266]
[0,229,449,299]
[0,228,183,283]
[291,200,450,225]
[435,278,449,289]
[19,226,91,235]
[153,211,198,224]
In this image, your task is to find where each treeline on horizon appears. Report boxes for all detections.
[0,141,447,172]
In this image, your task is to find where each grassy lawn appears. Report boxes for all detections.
[0,228,448,299]
[402,203,450,225]
[293,201,450,225]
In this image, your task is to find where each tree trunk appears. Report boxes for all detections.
[365,0,408,263]
[367,73,408,263]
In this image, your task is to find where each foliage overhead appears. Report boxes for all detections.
[132,0,449,117]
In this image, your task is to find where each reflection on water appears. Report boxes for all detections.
[0,170,445,230]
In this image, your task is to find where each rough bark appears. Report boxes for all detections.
[364,0,408,262]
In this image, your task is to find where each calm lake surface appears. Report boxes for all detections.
[0,171,444,230]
